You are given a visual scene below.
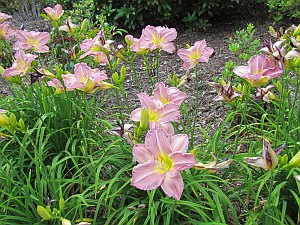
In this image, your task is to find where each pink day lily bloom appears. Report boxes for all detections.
[59,18,78,33]
[177,40,214,70]
[130,93,180,128]
[80,30,113,62]
[44,4,64,20]
[0,22,14,40]
[2,50,37,78]
[153,82,187,106]
[132,128,196,199]
[62,63,109,93]
[0,12,12,23]
[138,25,177,53]
[233,54,284,87]
[47,78,65,94]
[244,139,285,170]
[13,30,51,53]
[125,34,150,53]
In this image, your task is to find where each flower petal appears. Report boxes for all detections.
[132,144,152,164]
[131,160,164,190]
[145,128,172,156]
[170,134,189,152]
[130,108,142,122]
[169,152,196,171]
[161,172,184,200]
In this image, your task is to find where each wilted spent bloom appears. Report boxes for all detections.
[0,22,14,40]
[255,85,276,103]
[131,128,196,200]
[233,54,283,87]
[13,30,51,53]
[138,25,177,53]
[110,122,134,145]
[59,18,78,32]
[44,4,64,20]
[209,81,242,103]
[0,12,12,23]
[261,39,285,65]
[194,153,233,172]
[244,139,285,170]
[2,50,37,78]
[177,40,214,70]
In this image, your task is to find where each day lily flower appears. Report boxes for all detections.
[62,63,110,93]
[13,30,51,53]
[210,81,242,103]
[59,18,78,32]
[194,153,233,172]
[44,4,64,20]
[138,25,177,53]
[233,54,284,87]
[2,50,37,78]
[0,22,14,40]
[132,128,196,199]
[79,31,114,64]
[130,93,180,129]
[47,78,65,94]
[0,12,12,22]
[153,82,187,106]
[244,139,285,170]
[255,85,276,103]
[125,34,150,53]
[177,40,214,70]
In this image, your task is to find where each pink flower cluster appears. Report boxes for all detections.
[1,9,51,78]
[125,25,177,53]
[79,30,112,65]
[233,55,283,87]
[0,12,14,40]
[130,82,197,199]
[47,63,111,93]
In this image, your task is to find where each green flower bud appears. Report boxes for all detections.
[37,205,52,220]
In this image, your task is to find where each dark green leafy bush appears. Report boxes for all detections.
[94,0,240,30]
[257,0,300,21]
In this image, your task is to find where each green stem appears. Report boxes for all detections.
[155,49,160,83]
[143,54,154,91]
[190,64,199,149]
[130,55,141,91]
[265,170,275,225]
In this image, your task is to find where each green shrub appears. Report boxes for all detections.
[258,0,300,21]
[94,0,240,30]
